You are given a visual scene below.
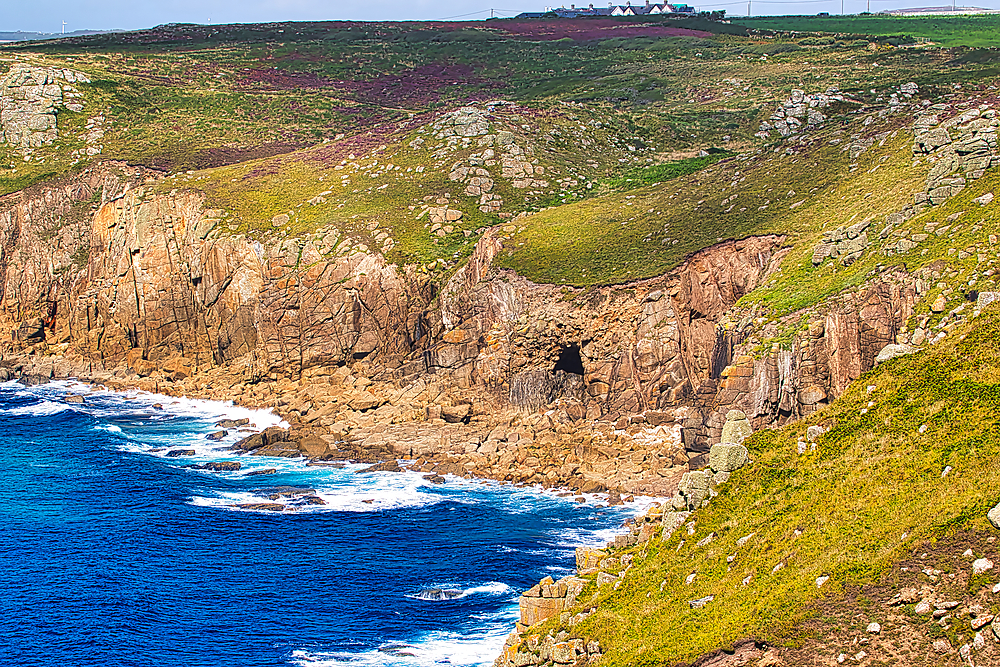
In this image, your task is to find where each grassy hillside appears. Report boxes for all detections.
[1,15,993,197]
[558,305,1000,663]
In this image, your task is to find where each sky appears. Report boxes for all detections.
[5,0,1000,33]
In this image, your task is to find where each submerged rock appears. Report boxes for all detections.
[195,461,241,472]
[414,588,464,601]
[244,468,278,476]
[165,449,197,457]
[266,486,316,500]
[236,502,285,512]
[64,395,85,404]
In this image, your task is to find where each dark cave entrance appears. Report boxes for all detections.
[553,344,585,376]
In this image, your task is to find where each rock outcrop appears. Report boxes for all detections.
[1,66,89,150]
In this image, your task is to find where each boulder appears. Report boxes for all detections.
[297,435,330,457]
[709,443,748,473]
[216,418,250,428]
[575,547,605,574]
[206,430,228,441]
[875,344,918,364]
[677,470,712,509]
[357,459,402,473]
[720,410,753,445]
[64,395,85,404]
[440,403,471,423]
[519,595,564,626]
[988,502,1000,530]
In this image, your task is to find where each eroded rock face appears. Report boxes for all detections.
[0,164,436,377]
[435,231,789,422]
[0,66,89,149]
[0,164,916,463]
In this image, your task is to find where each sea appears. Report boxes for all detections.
[0,380,645,667]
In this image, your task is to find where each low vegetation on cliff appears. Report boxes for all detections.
[536,306,1000,664]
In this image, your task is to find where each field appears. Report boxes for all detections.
[738,14,1000,48]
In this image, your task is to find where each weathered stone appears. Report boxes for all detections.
[709,443,748,473]
[875,344,918,364]
[988,502,1000,530]
[719,411,753,445]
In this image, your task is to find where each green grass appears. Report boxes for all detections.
[738,14,1000,48]
[555,306,1000,664]
[602,150,732,191]
[493,111,923,288]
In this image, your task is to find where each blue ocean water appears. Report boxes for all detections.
[0,381,639,667]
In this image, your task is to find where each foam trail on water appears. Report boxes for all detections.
[288,617,515,667]
[191,469,444,513]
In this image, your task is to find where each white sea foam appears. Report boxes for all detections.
[288,618,514,667]
[3,400,75,416]
[408,582,512,601]
[190,469,444,514]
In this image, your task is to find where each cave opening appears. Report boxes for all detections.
[553,344,585,376]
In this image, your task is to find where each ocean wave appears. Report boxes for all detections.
[2,400,75,416]
[190,473,444,514]
[288,623,512,667]
[408,582,512,602]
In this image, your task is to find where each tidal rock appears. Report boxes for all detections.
[357,459,402,473]
[17,374,50,387]
[198,461,241,472]
[244,468,278,476]
[215,418,250,428]
[206,430,228,441]
[64,395,85,404]
[165,449,197,457]
[266,486,316,500]
[237,503,285,512]
[297,435,331,457]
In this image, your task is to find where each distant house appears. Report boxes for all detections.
[517,2,696,18]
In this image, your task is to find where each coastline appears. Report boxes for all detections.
[4,358,668,665]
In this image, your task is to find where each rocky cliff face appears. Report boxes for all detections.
[0,163,921,469]
[0,163,436,379]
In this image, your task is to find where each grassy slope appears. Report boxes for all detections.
[1,17,979,197]
[494,110,925,287]
[560,306,1000,664]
